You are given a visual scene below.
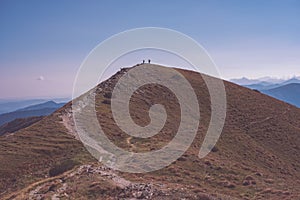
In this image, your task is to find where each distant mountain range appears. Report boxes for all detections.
[262,83,300,108]
[230,77,300,107]
[230,76,300,86]
[0,101,65,126]
[0,98,70,114]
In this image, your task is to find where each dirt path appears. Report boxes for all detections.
[2,167,78,200]
[247,108,291,128]
[3,164,134,200]
[126,136,136,149]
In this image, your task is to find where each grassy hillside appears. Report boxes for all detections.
[0,116,44,136]
[1,65,299,199]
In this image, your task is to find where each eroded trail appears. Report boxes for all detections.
[4,164,217,200]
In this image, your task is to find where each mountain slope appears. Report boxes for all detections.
[0,116,44,136]
[262,83,300,107]
[1,65,300,199]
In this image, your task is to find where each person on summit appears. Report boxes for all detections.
[148,59,151,64]
[142,60,145,64]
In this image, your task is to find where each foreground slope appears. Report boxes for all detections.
[1,64,300,199]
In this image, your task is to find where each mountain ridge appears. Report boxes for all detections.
[1,65,299,199]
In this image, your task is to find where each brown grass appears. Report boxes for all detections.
[0,65,300,199]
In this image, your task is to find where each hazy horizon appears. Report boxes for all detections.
[1,0,299,98]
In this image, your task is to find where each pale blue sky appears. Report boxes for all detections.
[0,0,299,98]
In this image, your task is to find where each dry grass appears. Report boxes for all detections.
[0,65,300,199]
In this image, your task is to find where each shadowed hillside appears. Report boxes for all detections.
[0,116,43,136]
[262,83,300,107]
[1,65,299,199]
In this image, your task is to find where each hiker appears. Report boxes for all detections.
[142,60,145,64]
[148,59,151,64]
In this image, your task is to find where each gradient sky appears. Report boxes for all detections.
[1,0,299,98]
